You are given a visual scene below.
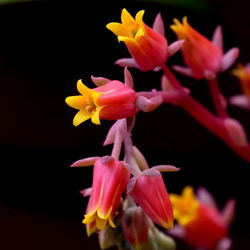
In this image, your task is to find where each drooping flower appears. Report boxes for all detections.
[127,168,174,229]
[65,79,137,126]
[82,156,130,235]
[170,186,235,249]
[171,17,239,80]
[230,64,250,110]
[121,206,150,250]
[106,8,168,71]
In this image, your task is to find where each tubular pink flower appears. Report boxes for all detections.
[171,17,223,79]
[82,156,130,234]
[170,186,233,249]
[106,8,168,71]
[66,79,136,126]
[127,169,173,229]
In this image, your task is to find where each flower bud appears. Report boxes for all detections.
[127,169,173,229]
[121,207,149,249]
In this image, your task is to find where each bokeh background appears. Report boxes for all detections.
[0,0,250,249]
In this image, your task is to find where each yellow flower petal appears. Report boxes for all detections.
[170,17,188,39]
[108,216,116,228]
[106,22,127,37]
[121,8,137,27]
[135,10,145,25]
[135,28,144,39]
[118,36,136,43]
[65,96,85,109]
[77,80,92,96]
[82,212,96,224]
[170,186,199,226]
[91,107,102,125]
[97,206,112,220]
[73,110,91,126]
[96,216,108,230]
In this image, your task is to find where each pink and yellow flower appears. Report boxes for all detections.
[127,168,173,229]
[65,79,137,126]
[106,8,168,71]
[170,186,235,249]
[171,17,223,79]
[82,156,130,235]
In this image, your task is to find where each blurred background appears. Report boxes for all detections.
[0,0,250,249]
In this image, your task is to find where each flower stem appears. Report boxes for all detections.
[161,64,184,91]
[207,78,228,118]
[111,131,123,160]
[124,131,142,176]
[139,65,250,162]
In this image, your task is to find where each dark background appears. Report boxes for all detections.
[0,0,250,249]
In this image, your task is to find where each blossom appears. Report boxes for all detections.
[65,79,137,126]
[82,156,130,235]
[171,17,239,80]
[170,186,235,249]
[121,206,150,249]
[106,8,168,71]
[230,64,250,110]
[127,168,173,229]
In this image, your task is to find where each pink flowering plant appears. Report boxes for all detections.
[64,7,249,250]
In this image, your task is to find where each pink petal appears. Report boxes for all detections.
[168,40,185,57]
[136,95,162,112]
[80,187,92,197]
[229,94,250,110]
[152,13,165,36]
[151,165,180,172]
[124,67,134,89]
[197,187,218,210]
[212,26,224,50]
[172,65,193,77]
[168,225,186,239]
[216,237,232,250]
[91,76,110,86]
[221,48,240,71]
[115,58,139,68]
[103,119,126,146]
[153,66,162,72]
[221,199,236,228]
[132,146,149,170]
[71,156,100,167]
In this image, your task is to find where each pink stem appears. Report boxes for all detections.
[111,131,123,160]
[138,65,250,162]
[161,64,183,90]
[208,78,228,118]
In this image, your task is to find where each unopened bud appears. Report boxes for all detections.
[121,207,150,249]
[224,118,248,147]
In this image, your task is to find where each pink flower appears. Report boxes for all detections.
[127,168,174,229]
[66,79,136,126]
[170,186,235,249]
[82,156,130,235]
[106,8,168,71]
[171,17,239,80]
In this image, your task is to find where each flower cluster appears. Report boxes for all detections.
[64,7,248,250]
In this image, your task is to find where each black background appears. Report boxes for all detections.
[0,0,250,249]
